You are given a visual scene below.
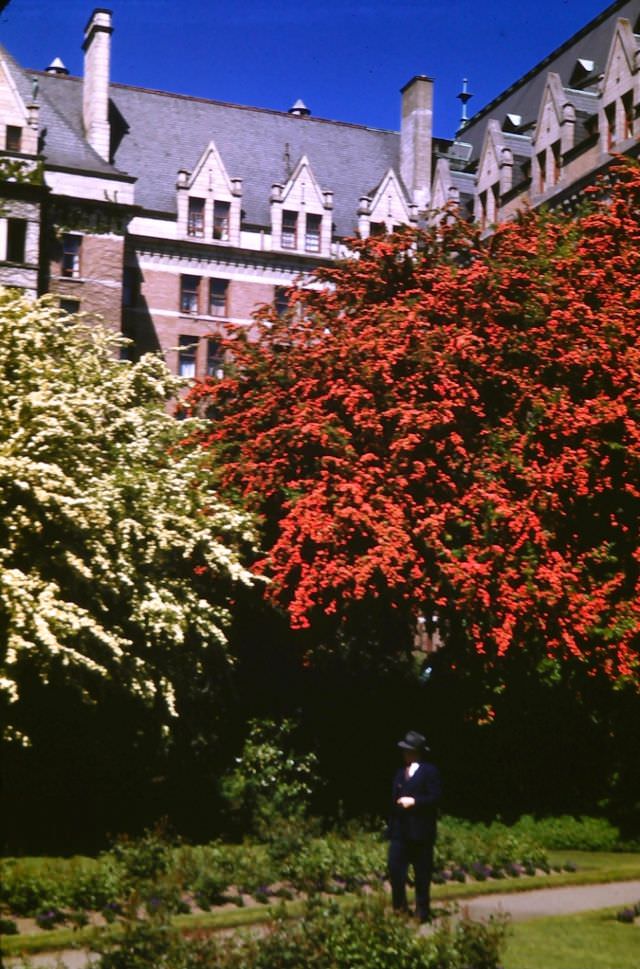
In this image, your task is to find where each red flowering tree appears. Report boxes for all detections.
[189,162,640,687]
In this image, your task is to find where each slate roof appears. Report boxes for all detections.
[28,66,401,237]
[459,0,640,159]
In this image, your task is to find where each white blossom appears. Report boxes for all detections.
[0,291,259,743]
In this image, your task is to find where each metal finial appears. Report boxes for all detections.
[457,78,473,128]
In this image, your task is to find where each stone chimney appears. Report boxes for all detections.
[400,75,433,209]
[82,8,112,161]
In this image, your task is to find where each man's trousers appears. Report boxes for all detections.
[388,837,434,921]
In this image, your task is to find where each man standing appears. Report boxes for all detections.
[388,730,441,923]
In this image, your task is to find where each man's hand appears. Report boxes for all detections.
[397,796,415,808]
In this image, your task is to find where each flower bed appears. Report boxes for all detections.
[0,815,574,933]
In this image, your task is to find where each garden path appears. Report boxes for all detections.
[431,878,640,926]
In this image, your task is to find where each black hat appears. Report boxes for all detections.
[397,730,429,752]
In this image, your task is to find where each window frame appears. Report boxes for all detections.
[281,210,298,249]
[187,197,205,238]
[274,286,289,317]
[6,218,27,263]
[180,274,200,315]
[61,234,81,278]
[206,337,224,379]
[213,200,231,241]
[209,277,229,317]
[178,335,198,378]
[304,213,321,253]
[5,125,22,152]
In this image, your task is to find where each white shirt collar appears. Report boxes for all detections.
[407,761,419,777]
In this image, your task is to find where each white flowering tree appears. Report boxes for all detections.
[0,291,257,744]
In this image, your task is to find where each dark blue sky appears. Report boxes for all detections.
[0,0,618,138]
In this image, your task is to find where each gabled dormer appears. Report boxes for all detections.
[430,156,475,225]
[176,140,242,246]
[474,120,511,228]
[0,58,39,157]
[599,17,640,152]
[270,155,333,256]
[531,72,577,196]
[357,168,417,238]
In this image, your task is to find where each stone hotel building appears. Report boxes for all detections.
[0,1,638,376]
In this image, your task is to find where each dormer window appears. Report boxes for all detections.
[623,90,634,139]
[213,201,230,241]
[304,213,321,252]
[5,126,22,152]
[187,197,205,237]
[605,102,616,150]
[281,210,298,249]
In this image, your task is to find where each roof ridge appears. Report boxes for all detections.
[459,0,629,134]
[31,68,399,137]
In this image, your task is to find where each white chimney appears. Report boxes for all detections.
[82,8,112,161]
[400,75,433,209]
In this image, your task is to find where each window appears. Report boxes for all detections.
[5,126,22,152]
[180,275,200,314]
[369,221,385,236]
[6,219,26,263]
[209,278,228,317]
[552,141,562,185]
[281,210,297,248]
[274,286,289,317]
[178,335,198,378]
[305,213,321,252]
[187,197,205,237]
[537,150,546,194]
[478,191,487,231]
[605,102,616,150]
[59,298,80,315]
[61,234,81,278]
[206,338,224,378]
[213,200,230,241]
[623,91,634,140]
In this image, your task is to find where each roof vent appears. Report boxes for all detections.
[503,113,523,132]
[569,58,597,89]
[46,56,69,76]
[288,99,310,117]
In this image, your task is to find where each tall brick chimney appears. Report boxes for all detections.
[82,8,112,161]
[400,75,433,210]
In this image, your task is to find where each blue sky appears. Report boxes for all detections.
[0,0,618,137]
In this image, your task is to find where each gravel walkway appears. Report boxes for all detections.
[448,879,640,923]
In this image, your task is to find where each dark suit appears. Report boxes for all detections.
[388,759,441,920]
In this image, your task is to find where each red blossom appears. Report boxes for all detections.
[187,162,640,686]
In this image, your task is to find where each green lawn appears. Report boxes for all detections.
[504,907,640,969]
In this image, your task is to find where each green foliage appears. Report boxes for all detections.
[185,896,508,969]
[0,816,551,920]
[0,854,120,916]
[220,719,320,836]
[510,815,620,851]
[0,158,43,185]
[434,816,548,873]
